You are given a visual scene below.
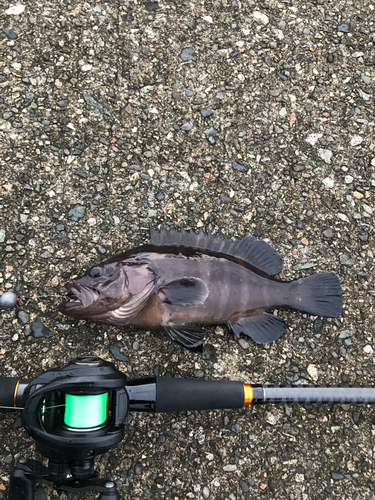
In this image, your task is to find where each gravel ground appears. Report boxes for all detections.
[1,0,375,498]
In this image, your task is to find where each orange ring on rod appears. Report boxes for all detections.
[243,384,253,405]
[14,379,21,408]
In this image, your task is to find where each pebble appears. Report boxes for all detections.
[148,209,157,218]
[202,487,210,499]
[323,229,333,239]
[204,127,217,136]
[358,89,370,101]
[345,175,354,184]
[350,135,363,146]
[96,244,107,254]
[67,204,86,221]
[313,318,324,333]
[253,11,269,25]
[339,330,354,340]
[307,364,318,381]
[318,149,333,164]
[361,74,371,85]
[17,311,30,325]
[180,122,192,131]
[238,338,249,350]
[83,93,110,117]
[202,344,216,361]
[155,193,165,201]
[31,318,54,338]
[363,345,373,354]
[223,464,237,472]
[179,48,197,62]
[323,177,334,189]
[331,472,344,480]
[239,480,249,493]
[0,229,5,243]
[232,160,247,173]
[109,342,129,362]
[5,4,25,15]
[2,28,18,40]
[0,291,18,308]
[352,411,361,425]
[337,23,350,33]
[201,109,213,118]
[339,254,355,267]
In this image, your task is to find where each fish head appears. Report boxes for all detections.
[59,262,131,319]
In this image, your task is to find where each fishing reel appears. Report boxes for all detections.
[8,356,130,499]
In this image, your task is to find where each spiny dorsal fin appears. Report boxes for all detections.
[149,225,283,276]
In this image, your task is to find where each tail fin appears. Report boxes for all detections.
[288,273,342,318]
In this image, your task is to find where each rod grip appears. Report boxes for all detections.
[155,378,244,413]
[0,377,20,412]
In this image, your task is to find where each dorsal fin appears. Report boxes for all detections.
[149,225,283,276]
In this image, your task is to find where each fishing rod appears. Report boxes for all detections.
[1,356,375,500]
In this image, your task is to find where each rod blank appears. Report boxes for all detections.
[251,386,375,405]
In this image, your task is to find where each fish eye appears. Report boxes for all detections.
[90,267,103,278]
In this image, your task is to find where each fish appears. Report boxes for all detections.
[59,225,343,353]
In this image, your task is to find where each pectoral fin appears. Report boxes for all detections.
[228,313,286,344]
[160,278,208,306]
[163,325,205,353]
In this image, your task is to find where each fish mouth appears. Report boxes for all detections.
[59,282,99,313]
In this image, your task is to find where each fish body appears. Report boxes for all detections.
[59,226,343,352]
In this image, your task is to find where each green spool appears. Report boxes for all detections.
[64,393,108,429]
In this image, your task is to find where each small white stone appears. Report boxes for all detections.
[253,11,269,25]
[0,229,5,243]
[337,213,349,223]
[345,175,354,184]
[306,133,322,146]
[12,334,19,341]
[279,107,287,117]
[307,364,318,381]
[87,218,96,226]
[202,486,210,499]
[318,149,333,164]
[266,413,278,425]
[363,205,373,215]
[351,135,363,146]
[364,345,373,354]
[6,4,25,15]
[274,29,284,40]
[81,64,92,72]
[20,214,28,223]
[323,177,334,189]
[203,16,213,23]
[113,215,120,225]
[238,338,249,350]
[223,464,237,472]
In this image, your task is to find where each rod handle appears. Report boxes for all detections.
[155,378,245,412]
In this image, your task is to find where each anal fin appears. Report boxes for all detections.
[228,313,286,344]
[163,325,204,353]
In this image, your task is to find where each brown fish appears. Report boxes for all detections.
[59,226,342,352]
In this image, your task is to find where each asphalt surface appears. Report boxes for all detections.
[0,0,375,499]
